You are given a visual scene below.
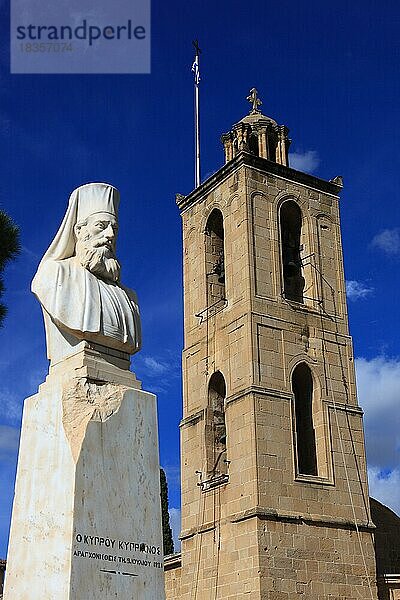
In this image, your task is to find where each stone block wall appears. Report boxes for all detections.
[258,518,377,599]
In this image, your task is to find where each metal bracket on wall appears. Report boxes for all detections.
[195,297,227,323]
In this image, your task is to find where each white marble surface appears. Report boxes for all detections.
[4,373,165,599]
[31,183,142,363]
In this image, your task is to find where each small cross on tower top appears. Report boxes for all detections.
[246,88,262,114]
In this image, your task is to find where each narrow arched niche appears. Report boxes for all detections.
[292,363,317,476]
[280,200,305,303]
[205,209,226,307]
[249,133,259,157]
[266,130,278,161]
[205,371,227,477]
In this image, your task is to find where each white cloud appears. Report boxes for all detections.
[368,468,400,516]
[168,507,181,552]
[355,356,400,470]
[132,352,181,396]
[371,228,400,255]
[345,280,374,301]
[0,390,23,425]
[135,352,181,383]
[289,150,320,174]
[143,356,169,375]
[0,425,20,460]
[21,246,40,262]
[355,356,400,516]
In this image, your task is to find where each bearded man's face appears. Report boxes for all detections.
[74,212,121,282]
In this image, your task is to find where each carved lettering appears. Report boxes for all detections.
[73,532,163,570]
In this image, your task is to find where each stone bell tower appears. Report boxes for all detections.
[165,90,378,600]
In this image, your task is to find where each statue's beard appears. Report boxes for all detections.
[76,240,121,283]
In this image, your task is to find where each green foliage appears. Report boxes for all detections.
[160,467,174,556]
[0,210,21,327]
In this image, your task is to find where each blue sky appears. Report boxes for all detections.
[1,0,400,556]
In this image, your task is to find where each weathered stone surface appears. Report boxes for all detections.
[5,356,165,599]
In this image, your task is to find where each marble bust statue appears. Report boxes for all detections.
[32,183,141,363]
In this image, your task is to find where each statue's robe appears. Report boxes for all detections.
[32,257,141,361]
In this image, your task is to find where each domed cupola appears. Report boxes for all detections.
[221,88,291,166]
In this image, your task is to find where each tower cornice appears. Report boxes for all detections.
[176,151,343,213]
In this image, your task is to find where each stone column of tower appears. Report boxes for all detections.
[164,90,378,600]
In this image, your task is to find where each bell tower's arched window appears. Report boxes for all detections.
[205,209,225,307]
[205,371,227,477]
[292,363,317,476]
[280,200,305,303]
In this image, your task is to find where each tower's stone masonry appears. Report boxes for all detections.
[165,97,379,599]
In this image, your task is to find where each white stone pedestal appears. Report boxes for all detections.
[4,343,165,599]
